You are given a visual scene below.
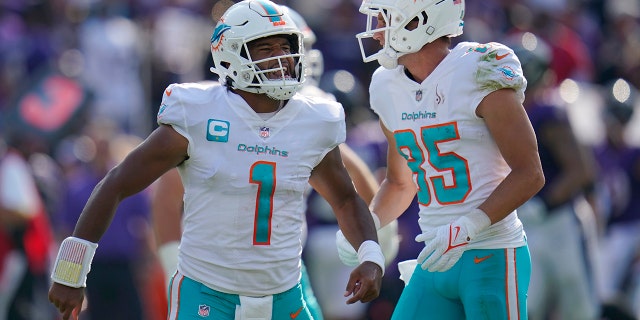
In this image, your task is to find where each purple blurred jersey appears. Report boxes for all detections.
[594,142,640,225]
[526,103,571,210]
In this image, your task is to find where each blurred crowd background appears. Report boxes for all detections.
[1,0,639,319]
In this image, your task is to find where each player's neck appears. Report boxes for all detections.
[236,90,287,113]
[400,41,449,83]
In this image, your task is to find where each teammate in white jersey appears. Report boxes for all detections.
[337,0,545,318]
[47,1,384,319]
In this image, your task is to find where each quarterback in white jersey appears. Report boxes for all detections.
[48,1,383,320]
[157,81,346,295]
[339,0,545,319]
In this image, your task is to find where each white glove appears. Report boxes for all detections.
[416,209,491,272]
[336,229,359,266]
[336,213,380,267]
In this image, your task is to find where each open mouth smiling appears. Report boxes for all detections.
[266,65,292,80]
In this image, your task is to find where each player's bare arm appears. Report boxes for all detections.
[310,147,377,247]
[309,146,382,303]
[71,124,187,241]
[476,88,545,222]
[368,121,418,227]
[48,124,188,320]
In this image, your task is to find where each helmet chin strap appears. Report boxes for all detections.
[378,48,399,69]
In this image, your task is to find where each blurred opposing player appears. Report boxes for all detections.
[512,32,600,320]
[594,78,640,318]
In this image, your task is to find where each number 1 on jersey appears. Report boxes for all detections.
[249,161,276,245]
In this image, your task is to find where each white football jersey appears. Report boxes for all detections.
[157,81,345,295]
[370,41,528,249]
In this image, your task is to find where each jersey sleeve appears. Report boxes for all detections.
[297,94,346,168]
[308,96,346,160]
[157,83,188,137]
[328,100,347,147]
[334,105,347,147]
[157,84,186,130]
[475,42,527,103]
[156,83,193,156]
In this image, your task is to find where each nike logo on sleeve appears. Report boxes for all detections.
[496,53,509,60]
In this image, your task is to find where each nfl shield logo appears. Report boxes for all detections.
[260,126,270,138]
[198,304,210,317]
[415,90,423,102]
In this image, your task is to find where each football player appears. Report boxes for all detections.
[47,1,384,319]
[338,0,544,318]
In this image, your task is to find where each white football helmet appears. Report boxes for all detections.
[281,5,324,87]
[356,0,465,69]
[210,0,305,100]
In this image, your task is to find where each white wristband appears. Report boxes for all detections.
[357,240,385,275]
[51,237,98,288]
[465,208,492,240]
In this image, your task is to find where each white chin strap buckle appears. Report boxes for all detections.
[51,237,98,288]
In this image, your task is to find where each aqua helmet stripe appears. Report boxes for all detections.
[254,0,284,25]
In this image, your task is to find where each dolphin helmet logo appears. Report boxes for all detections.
[211,23,231,51]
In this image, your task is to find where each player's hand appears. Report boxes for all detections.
[416,220,469,272]
[335,230,359,266]
[344,261,382,304]
[48,282,85,320]
[416,210,491,272]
